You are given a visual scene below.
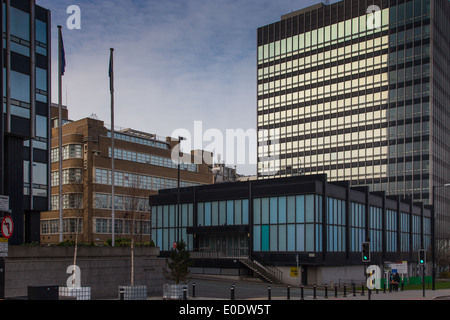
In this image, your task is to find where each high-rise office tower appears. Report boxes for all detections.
[257,0,450,240]
[1,0,51,244]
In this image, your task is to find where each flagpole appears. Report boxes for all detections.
[110,48,115,247]
[58,25,63,243]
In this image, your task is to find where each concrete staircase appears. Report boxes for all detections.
[240,259,283,284]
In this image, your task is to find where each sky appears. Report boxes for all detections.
[36,0,325,175]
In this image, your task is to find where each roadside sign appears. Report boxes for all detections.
[388,262,408,275]
[290,267,298,277]
[0,196,8,212]
[0,237,7,257]
[1,216,13,239]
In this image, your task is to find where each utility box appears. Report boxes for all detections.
[28,286,59,300]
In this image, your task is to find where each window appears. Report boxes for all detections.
[32,162,47,186]
[350,202,366,252]
[400,212,410,252]
[36,68,47,91]
[11,7,30,41]
[369,206,383,252]
[386,209,398,252]
[36,19,47,44]
[36,115,47,138]
[327,197,346,252]
[11,71,30,103]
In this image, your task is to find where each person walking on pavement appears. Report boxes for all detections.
[389,273,394,292]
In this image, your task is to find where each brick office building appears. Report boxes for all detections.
[41,111,213,245]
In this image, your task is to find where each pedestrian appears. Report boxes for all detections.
[389,273,395,292]
[394,272,400,292]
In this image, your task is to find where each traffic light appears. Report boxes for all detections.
[362,242,371,263]
[418,249,426,265]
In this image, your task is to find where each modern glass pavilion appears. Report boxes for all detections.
[150,174,433,283]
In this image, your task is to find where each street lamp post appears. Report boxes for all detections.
[432,182,450,290]
[177,136,186,243]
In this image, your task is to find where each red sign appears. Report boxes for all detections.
[1,216,13,239]
[173,242,177,249]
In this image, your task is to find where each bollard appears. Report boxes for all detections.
[368,288,371,301]
[334,284,338,298]
[383,282,386,294]
[361,283,365,296]
[300,285,304,300]
[401,280,404,292]
[287,286,290,300]
[183,287,187,300]
[313,284,317,299]
[230,285,235,300]
[325,284,328,299]
[119,287,125,300]
[343,284,347,297]
[192,283,196,298]
[268,286,271,300]
[353,282,356,296]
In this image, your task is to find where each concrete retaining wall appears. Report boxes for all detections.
[4,246,165,299]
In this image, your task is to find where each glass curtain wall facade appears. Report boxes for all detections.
[253,195,322,253]
[257,0,450,241]
[1,0,51,244]
[150,175,433,267]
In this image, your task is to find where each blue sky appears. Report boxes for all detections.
[36,0,324,174]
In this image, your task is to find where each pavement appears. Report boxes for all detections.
[316,288,450,300]
[176,289,450,301]
[148,275,450,301]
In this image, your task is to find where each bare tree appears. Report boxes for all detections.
[436,234,450,273]
[61,168,84,288]
[122,174,151,286]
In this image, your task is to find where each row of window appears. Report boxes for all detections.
[258,8,389,62]
[253,224,320,253]
[93,193,150,213]
[40,217,151,236]
[252,195,430,253]
[149,194,432,254]
[94,168,201,191]
[390,0,430,25]
[94,218,150,236]
[107,132,169,150]
[152,204,195,250]
[51,145,83,162]
[51,194,82,211]
[40,218,81,235]
[253,195,322,252]
[109,147,198,173]
[51,168,82,186]
[154,204,194,229]
[258,38,389,82]
[258,120,429,150]
[197,200,249,227]
[153,228,194,252]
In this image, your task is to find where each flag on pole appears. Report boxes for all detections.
[59,30,66,76]
[109,48,114,92]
